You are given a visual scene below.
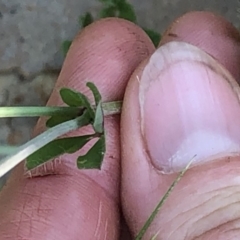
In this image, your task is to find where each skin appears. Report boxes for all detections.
[0,10,240,239]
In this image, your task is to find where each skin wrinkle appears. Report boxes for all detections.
[192,202,240,236]
[94,200,103,237]
[167,200,240,240]
[167,200,214,236]
[194,219,240,239]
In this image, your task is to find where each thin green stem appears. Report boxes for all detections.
[0,101,122,118]
[0,106,80,118]
[134,157,195,240]
[102,101,122,116]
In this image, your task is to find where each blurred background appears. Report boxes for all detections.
[0,0,240,146]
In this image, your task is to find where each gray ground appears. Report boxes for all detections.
[0,1,239,156]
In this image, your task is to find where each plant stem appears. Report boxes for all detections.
[134,157,195,240]
[0,117,85,178]
[0,101,122,118]
[0,101,123,178]
[102,101,122,116]
[0,106,80,118]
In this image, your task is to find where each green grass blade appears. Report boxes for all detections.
[134,157,196,240]
[0,116,87,178]
[0,106,80,118]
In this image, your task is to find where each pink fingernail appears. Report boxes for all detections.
[139,42,240,174]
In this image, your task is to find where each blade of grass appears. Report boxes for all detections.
[0,106,81,118]
[134,156,196,240]
[0,117,83,178]
[0,101,122,118]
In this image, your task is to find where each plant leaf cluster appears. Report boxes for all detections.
[26,82,105,171]
[62,0,161,56]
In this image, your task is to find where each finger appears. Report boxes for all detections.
[0,18,154,240]
[160,11,240,82]
[121,11,240,239]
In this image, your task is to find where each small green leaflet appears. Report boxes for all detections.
[93,101,104,133]
[79,12,94,28]
[143,28,161,47]
[60,88,87,107]
[60,88,95,119]
[25,82,106,172]
[62,40,72,56]
[86,82,104,133]
[26,135,95,170]
[77,134,106,169]
[117,1,136,22]
[86,82,102,105]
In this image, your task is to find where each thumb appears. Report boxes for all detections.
[121,11,240,239]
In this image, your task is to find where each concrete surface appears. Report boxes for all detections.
[0,0,240,172]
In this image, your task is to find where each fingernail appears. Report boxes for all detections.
[139,41,240,174]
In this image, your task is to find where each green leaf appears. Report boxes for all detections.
[46,115,77,128]
[143,28,161,47]
[93,101,104,133]
[117,2,137,22]
[62,40,72,56]
[86,82,104,133]
[79,12,94,28]
[86,82,102,105]
[77,134,105,169]
[26,134,95,170]
[60,88,85,107]
[60,88,95,119]
[99,6,117,18]
[26,110,93,170]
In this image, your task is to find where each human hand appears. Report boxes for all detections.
[1,11,240,239]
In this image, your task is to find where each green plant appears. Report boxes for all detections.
[0,81,192,239]
[0,82,121,175]
[61,0,161,56]
[0,2,189,239]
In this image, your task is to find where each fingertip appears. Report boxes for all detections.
[159,11,240,81]
[51,17,155,104]
[32,17,155,195]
